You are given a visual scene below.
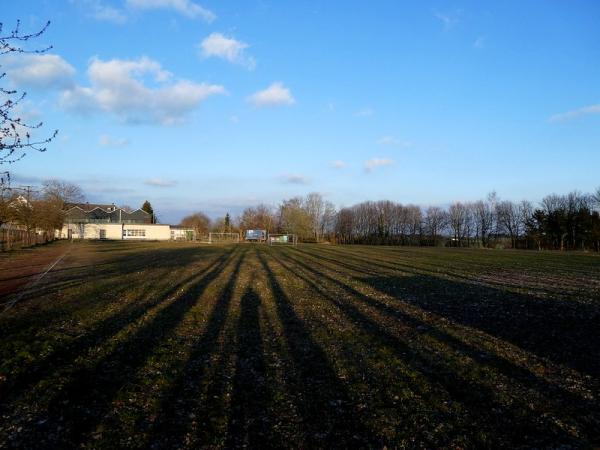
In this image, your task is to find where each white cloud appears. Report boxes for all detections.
[75,0,128,24]
[126,0,215,22]
[99,134,130,147]
[434,10,460,30]
[144,178,177,187]
[281,174,309,184]
[331,160,345,169]
[364,158,394,172]
[354,107,374,117]
[61,56,226,124]
[549,104,600,123]
[199,33,256,69]
[4,54,76,89]
[377,136,412,147]
[248,82,294,108]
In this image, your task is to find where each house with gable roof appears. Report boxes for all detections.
[58,203,175,240]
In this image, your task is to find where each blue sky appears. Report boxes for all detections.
[4,0,600,223]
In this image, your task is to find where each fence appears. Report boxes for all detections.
[0,228,54,252]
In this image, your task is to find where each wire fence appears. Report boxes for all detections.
[0,228,55,252]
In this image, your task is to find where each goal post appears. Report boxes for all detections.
[208,232,240,244]
[268,234,298,246]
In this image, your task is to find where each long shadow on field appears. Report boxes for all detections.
[276,250,597,447]
[257,250,380,448]
[0,249,230,406]
[294,246,548,299]
[298,245,600,302]
[145,250,245,449]
[1,242,211,287]
[15,247,238,449]
[365,275,600,378]
[292,246,600,377]
[32,243,220,294]
[224,287,270,448]
[0,245,226,340]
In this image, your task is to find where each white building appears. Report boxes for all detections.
[57,203,193,241]
[59,223,172,240]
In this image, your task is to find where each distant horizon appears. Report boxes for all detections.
[4,1,600,224]
[8,172,598,225]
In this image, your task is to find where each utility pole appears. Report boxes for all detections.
[19,185,36,203]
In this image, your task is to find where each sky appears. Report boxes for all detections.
[3,0,600,224]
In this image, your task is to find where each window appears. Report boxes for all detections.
[124,229,146,237]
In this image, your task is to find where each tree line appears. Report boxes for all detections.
[0,180,84,234]
[185,188,600,251]
[335,191,600,251]
[2,179,598,252]
[180,193,337,243]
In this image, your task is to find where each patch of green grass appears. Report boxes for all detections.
[0,242,599,448]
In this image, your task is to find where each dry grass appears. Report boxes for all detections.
[0,241,599,448]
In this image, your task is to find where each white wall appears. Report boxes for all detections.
[84,224,123,240]
[123,224,170,240]
[59,223,172,240]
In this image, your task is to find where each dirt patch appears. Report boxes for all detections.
[0,242,73,299]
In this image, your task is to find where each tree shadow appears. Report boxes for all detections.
[365,274,600,378]
[276,250,595,447]
[145,248,246,449]
[292,246,600,376]
[256,250,380,448]
[0,244,226,338]
[12,246,239,449]
[224,287,271,448]
[0,249,232,405]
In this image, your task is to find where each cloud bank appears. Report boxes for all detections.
[60,56,225,124]
[4,54,76,89]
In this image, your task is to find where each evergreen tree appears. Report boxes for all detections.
[224,212,230,232]
[142,200,155,223]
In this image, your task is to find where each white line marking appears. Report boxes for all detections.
[1,247,71,313]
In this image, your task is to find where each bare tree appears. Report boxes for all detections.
[424,206,447,245]
[1,20,57,178]
[593,187,600,211]
[335,207,354,244]
[405,205,423,245]
[518,200,534,249]
[238,204,276,233]
[496,201,521,248]
[180,212,211,238]
[42,179,84,208]
[279,197,311,239]
[472,198,495,247]
[448,202,468,247]
[304,192,326,242]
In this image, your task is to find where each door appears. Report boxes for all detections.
[99,229,106,240]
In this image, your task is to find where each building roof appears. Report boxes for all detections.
[64,204,151,224]
[66,202,118,212]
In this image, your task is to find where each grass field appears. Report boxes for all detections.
[1,241,599,448]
